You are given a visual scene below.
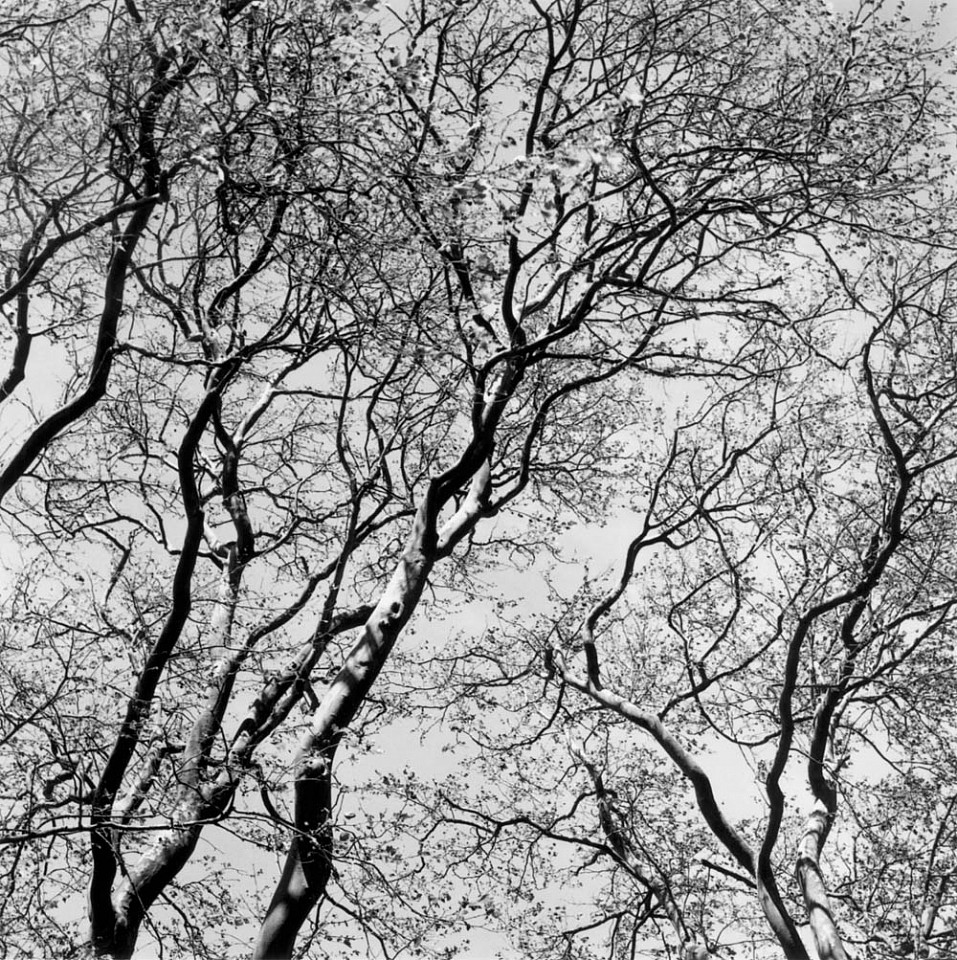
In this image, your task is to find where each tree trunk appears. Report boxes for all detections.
[90,812,204,958]
[253,455,498,958]
[796,803,847,960]
[252,535,435,958]
[253,831,332,960]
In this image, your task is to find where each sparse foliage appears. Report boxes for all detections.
[0,0,955,958]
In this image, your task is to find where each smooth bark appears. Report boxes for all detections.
[253,520,436,959]
[254,450,500,958]
[796,804,847,960]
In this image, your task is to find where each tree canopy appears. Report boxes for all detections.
[1,0,956,957]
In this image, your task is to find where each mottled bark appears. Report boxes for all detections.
[90,581,370,956]
[88,392,219,956]
[254,453,498,958]
[253,535,434,959]
[796,803,847,960]
[92,806,206,959]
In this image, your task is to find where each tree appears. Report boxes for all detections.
[0,0,953,957]
[386,246,957,960]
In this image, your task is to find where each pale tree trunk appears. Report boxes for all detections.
[796,803,847,960]
[252,551,432,959]
[917,872,951,955]
[755,873,810,960]
[93,809,206,959]
[253,460,496,959]
[251,338,512,960]
[89,582,370,957]
[87,361,354,957]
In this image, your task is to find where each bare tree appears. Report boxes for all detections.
[0,0,953,958]
[413,248,957,959]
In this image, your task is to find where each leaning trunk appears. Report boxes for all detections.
[796,802,847,960]
[253,450,498,958]
[94,815,205,959]
[252,520,435,959]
